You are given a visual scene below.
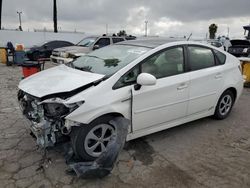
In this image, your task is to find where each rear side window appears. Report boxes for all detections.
[112,38,125,44]
[188,46,215,71]
[214,50,226,65]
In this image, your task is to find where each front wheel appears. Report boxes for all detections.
[71,117,116,161]
[214,90,235,120]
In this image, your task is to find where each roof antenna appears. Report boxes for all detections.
[187,33,192,41]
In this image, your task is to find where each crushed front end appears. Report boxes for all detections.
[17,90,77,148]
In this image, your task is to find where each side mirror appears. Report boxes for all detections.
[93,45,100,50]
[137,73,156,86]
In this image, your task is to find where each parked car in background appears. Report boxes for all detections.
[26,40,74,61]
[228,39,250,57]
[50,35,136,64]
[207,39,225,50]
[196,39,225,50]
[18,39,243,161]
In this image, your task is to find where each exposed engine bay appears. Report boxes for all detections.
[17,90,79,148]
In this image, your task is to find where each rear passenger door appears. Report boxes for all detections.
[186,45,224,116]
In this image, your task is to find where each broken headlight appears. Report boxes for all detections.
[43,103,69,118]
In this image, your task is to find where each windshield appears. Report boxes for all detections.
[72,44,150,76]
[77,37,97,47]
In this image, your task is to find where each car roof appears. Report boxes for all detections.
[85,35,126,39]
[117,38,183,48]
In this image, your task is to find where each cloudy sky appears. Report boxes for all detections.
[2,0,250,38]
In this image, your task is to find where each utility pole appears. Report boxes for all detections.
[106,24,108,35]
[0,0,2,30]
[145,20,148,37]
[17,11,22,31]
[53,0,58,33]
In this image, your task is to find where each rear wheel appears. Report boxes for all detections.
[71,117,116,161]
[214,90,235,120]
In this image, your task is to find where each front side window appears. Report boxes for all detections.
[113,46,185,89]
[214,49,226,65]
[141,47,184,79]
[188,46,215,71]
[95,38,111,48]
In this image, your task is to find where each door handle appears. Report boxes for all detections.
[215,73,222,79]
[177,83,188,90]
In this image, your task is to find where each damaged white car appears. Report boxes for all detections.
[18,39,243,162]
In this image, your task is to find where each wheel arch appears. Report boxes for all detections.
[89,112,125,125]
[224,87,237,101]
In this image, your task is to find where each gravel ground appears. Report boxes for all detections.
[0,62,250,188]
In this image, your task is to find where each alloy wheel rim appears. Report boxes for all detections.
[84,124,115,157]
[219,95,232,116]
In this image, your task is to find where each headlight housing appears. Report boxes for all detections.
[59,52,69,58]
[43,103,69,118]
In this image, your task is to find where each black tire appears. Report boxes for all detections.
[213,90,235,120]
[70,116,116,161]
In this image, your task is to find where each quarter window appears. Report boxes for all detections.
[188,46,215,71]
[113,66,140,89]
[141,47,184,79]
[214,49,226,65]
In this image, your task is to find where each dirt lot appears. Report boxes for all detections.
[0,62,250,188]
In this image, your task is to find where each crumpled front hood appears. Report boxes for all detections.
[18,65,105,98]
[54,46,91,54]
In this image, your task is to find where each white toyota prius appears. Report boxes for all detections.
[18,39,243,161]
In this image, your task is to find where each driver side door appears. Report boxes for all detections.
[132,46,190,132]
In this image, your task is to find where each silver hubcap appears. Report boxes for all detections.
[84,124,115,158]
[219,95,232,116]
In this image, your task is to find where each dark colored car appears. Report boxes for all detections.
[26,40,74,61]
[228,39,250,57]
